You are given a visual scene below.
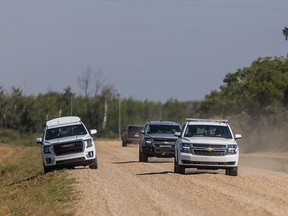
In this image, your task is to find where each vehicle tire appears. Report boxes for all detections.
[229,167,238,176]
[89,157,98,169]
[174,155,178,173]
[43,163,53,174]
[139,149,148,162]
[225,167,238,176]
[175,164,185,174]
[225,168,230,175]
[174,155,185,174]
[122,140,127,147]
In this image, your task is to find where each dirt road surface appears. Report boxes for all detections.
[68,140,288,216]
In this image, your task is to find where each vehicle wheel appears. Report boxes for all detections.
[225,168,230,175]
[43,163,53,174]
[229,167,238,176]
[89,157,98,169]
[174,156,178,173]
[225,167,238,176]
[122,140,127,147]
[174,156,185,174]
[139,149,148,162]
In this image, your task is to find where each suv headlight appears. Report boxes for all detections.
[43,145,51,154]
[85,139,93,148]
[180,142,191,153]
[144,139,153,146]
[227,144,238,154]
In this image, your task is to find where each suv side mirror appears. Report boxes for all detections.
[174,131,181,137]
[234,134,242,139]
[36,137,42,144]
[140,130,144,134]
[90,129,97,135]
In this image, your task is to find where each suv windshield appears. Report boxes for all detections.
[147,124,180,134]
[184,125,232,138]
[45,124,87,140]
[128,126,143,133]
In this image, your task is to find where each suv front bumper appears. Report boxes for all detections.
[42,148,96,167]
[142,144,175,158]
[178,152,239,168]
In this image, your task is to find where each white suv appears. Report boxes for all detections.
[36,116,98,173]
[174,118,241,176]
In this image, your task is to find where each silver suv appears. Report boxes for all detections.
[36,116,98,173]
[174,118,241,176]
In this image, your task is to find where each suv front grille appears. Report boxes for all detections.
[193,150,226,156]
[153,140,176,146]
[192,143,227,156]
[53,141,84,156]
[193,144,226,148]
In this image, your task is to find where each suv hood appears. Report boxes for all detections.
[145,134,178,140]
[183,137,237,145]
[43,134,91,145]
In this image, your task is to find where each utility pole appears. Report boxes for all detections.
[118,94,121,140]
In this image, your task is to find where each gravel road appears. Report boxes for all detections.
[68,140,288,216]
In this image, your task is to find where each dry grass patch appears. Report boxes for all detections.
[0,144,77,216]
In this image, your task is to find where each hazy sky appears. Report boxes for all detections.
[1,0,288,101]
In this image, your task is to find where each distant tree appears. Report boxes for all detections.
[101,84,117,129]
[20,95,38,133]
[4,87,24,130]
[78,67,92,98]
[162,98,190,123]
[121,97,145,126]
[197,57,288,118]
[60,86,75,116]
[0,86,7,128]
[93,70,106,97]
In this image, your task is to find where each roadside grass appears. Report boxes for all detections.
[0,142,77,216]
[0,129,38,146]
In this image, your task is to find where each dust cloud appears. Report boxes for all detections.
[230,115,288,173]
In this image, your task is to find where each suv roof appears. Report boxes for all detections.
[186,118,229,126]
[146,120,179,125]
[46,116,81,128]
[186,118,228,123]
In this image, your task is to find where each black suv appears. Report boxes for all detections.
[121,124,143,147]
[139,121,181,162]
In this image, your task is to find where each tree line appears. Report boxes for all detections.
[0,85,196,136]
[0,57,288,151]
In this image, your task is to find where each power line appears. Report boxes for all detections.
[94,0,288,10]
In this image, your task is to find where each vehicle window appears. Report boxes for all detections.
[45,124,87,140]
[143,124,149,133]
[129,126,143,133]
[184,125,232,138]
[147,125,180,134]
[181,124,186,134]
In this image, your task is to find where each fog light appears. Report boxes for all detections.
[46,158,51,164]
[88,151,94,157]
